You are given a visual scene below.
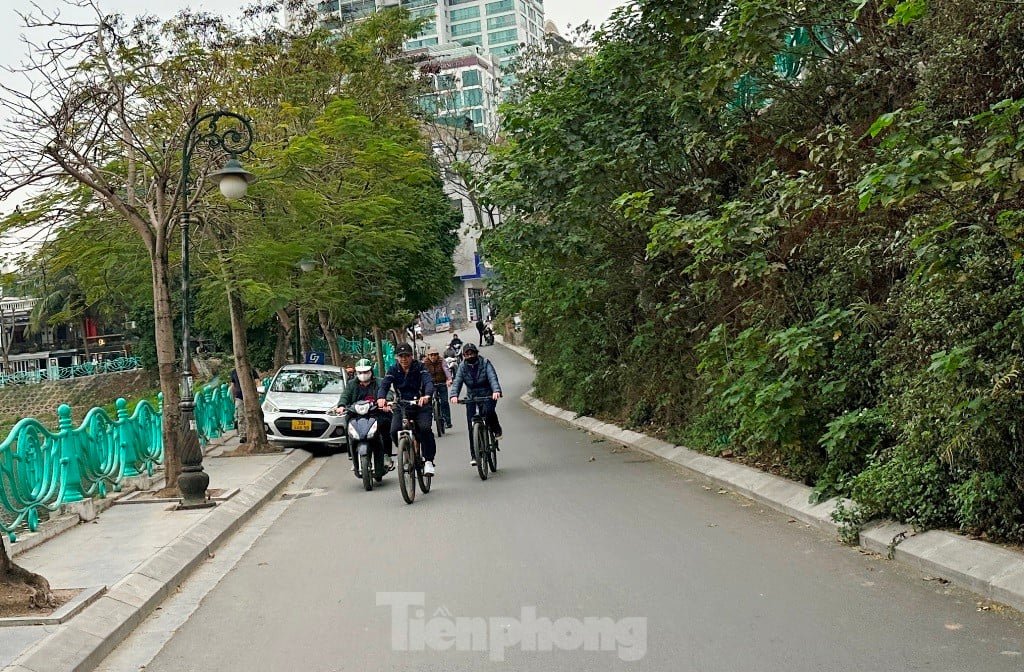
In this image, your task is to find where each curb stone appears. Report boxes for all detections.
[520,388,1024,614]
[6,447,313,672]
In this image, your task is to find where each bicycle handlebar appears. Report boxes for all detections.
[459,395,496,404]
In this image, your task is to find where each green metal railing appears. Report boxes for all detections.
[0,379,238,541]
[0,356,142,387]
[193,383,236,446]
[337,337,395,372]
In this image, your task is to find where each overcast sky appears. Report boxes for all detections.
[0,0,628,68]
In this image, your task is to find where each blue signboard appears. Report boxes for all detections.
[434,316,451,332]
[305,351,326,364]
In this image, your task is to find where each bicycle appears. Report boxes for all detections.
[392,399,432,504]
[432,388,447,437]
[461,395,499,481]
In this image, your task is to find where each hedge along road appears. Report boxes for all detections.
[99,341,1024,671]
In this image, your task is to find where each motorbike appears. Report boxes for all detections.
[483,326,495,346]
[445,355,460,372]
[344,400,389,491]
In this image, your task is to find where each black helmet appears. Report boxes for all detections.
[462,342,479,354]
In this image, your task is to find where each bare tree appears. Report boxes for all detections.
[0,1,246,490]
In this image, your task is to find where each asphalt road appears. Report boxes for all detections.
[104,341,1024,671]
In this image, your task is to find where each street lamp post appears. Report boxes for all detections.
[294,258,315,364]
[177,110,255,510]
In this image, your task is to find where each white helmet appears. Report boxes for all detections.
[354,358,373,382]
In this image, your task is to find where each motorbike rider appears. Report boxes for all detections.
[448,333,463,354]
[449,342,503,467]
[377,343,438,476]
[335,359,393,471]
[423,346,454,429]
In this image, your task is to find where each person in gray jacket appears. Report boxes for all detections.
[449,342,503,466]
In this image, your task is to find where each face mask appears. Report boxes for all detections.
[464,356,478,364]
[357,372,372,382]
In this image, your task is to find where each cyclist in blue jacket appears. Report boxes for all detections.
[449,342,502,467]
[378,342,438,475]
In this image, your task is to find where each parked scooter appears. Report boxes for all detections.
[344,400,389,491]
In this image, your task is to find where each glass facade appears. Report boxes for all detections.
[485,0,514,14]
[450,6,480,20]
[488,28,517,44]
[451,20,481,36]
[486,14,515,29]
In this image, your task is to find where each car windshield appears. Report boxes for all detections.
[270,370,346,394]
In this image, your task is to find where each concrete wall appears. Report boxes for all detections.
[0,369,160,428]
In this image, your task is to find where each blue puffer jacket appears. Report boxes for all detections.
[450,355,501,398]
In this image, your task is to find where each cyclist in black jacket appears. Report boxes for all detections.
[377,343,438,475]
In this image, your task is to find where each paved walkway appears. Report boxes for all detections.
[1,436,311,672]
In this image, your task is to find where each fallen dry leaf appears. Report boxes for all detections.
[945,623,963,630]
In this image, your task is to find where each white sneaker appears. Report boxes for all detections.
[470,459,477,467]
[424,461,435,476]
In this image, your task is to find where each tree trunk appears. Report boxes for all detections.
[373,326,386,378]
[0,535,54,608]
[299,311,311,361]
[227,287,276,455]
[152,245,183,490]
[319,310,342,366]
[274,308,293,371]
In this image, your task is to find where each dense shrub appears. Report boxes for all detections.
[482,0,1024,540]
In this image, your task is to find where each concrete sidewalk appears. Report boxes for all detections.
[496,333,1024,616]
[1,435,313,672]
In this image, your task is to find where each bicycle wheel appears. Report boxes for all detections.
[361,453,373,491]
[487,431,498,473]
[473,422,488,481]
[417,442,432,493]
[397,435,415,504]
[434,398,445,436]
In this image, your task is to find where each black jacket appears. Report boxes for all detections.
[378,360,434,402]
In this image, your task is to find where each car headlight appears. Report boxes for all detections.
[263,401,279,413]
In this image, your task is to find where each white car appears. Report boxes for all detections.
[261,364,350,451]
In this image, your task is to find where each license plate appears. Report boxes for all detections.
[291,419,312,431]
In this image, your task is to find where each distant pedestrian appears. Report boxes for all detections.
[231,366,259,444]
[476,318,486,345]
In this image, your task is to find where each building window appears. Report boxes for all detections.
[458,36,482,46]
[488,28,518,44]
[485,0,515,14]
[461,69,482,86]
[407,37,439,48]
[449,6,480,20]
[449,0,476,5]
[438,73,458,90]
[462,87,483,106]
[492,43,519,57]
[486,14,516,29]
[451,20,482,37]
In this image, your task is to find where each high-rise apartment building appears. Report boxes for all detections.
[313,0,541,327]
[317,0,545,75]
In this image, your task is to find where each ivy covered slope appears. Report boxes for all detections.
[482,0,1024,540]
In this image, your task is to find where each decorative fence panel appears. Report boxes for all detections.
[0,383,233,541]
[0,356,142,387]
